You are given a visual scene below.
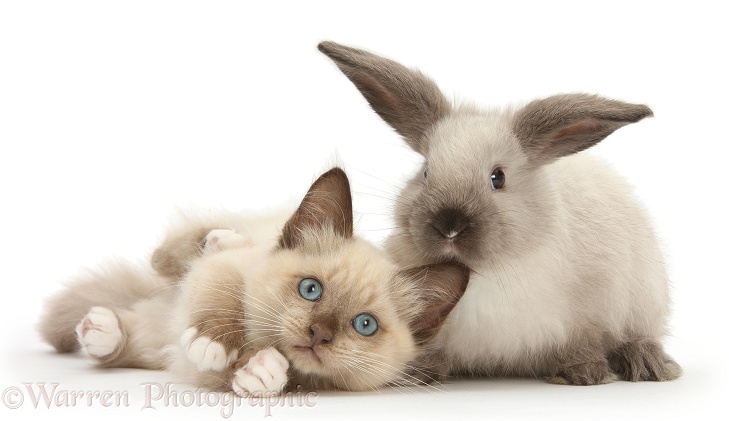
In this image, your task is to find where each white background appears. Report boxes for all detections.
[1,1,727,420]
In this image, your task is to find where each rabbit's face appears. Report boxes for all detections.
[394,110,556,267]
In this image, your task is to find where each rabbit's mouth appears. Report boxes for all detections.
[442,240,460,256]
[423,219,483,266]
[426,224,465,257]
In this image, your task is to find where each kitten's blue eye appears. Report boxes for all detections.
[298,278,322,301]
[352,313,378,336]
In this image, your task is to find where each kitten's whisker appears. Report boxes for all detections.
[197,322,245,338]
[241,300,282,323]
[338,359,385,395]
[346,354,445,387]
[337,361,372,394]
[240,292,284,319]
[340,357,420,393]
[199,286,244,304]
[189,317,244,326]
[262,284,287,309]
[235,334,283,352]
[210,328,258,343]
[188,308,245,316]
[334,365,350,391]
[242,310,282,326]
[347,349,451,392]
[241,319,282,330]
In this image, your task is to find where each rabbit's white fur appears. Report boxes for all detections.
[319,42,680,384]
[429,115,668,370]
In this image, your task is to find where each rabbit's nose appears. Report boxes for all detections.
[432,208,470,239]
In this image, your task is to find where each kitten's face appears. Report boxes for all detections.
[236,167,468,391]
[245,232,420,391]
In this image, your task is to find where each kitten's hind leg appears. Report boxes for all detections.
[75,307,124,361]
[38,262,169,354]
[203,229,252,253]
[151,226,211,279]
[608,338,682,381]
[151,227,252,279]
[74,300,172,370]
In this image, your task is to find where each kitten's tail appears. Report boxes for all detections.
[38,260,170,353]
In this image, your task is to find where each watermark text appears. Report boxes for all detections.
[3,382,317,418]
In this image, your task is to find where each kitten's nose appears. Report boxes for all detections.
[432,208,470,240]
[309,324,333,346]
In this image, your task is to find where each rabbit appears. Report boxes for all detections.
[318,41,681,385]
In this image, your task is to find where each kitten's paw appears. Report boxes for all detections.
[181,327,238,372]
[204,229,252,253]
[75,307,122,358]
[232,347,289,396]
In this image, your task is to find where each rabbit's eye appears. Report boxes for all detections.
[423,167,429,179]
[490,168,505,190]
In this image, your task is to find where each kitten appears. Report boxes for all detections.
[38,168,469,394]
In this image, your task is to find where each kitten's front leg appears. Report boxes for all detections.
[179,268,248,372]
[181,327,241,372]
[231,348,290,396]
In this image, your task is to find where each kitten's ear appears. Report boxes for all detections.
[513,93,653,166]
[279,167,354,249]
[400,261,470,344]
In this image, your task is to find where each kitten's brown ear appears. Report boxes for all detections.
[279,167,354,249]
[318,41,451,155]
[513,93,653,165]
[400,261,470,344]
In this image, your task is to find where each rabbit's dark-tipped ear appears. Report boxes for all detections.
[318,41,451,155]
[513,93,653,165]
[279,168,353,249]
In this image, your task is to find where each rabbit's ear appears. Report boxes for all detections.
[513,94,653,165]
[318,41,451,155]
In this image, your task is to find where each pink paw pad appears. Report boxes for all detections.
[81,318,94,336]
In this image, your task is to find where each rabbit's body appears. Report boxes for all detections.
[320,42,680,384]
[399,153,670,377]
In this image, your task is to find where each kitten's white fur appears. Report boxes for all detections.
[39,168,470,393]
[181,327,239,372]
[75,306,122,357]
[232,348,290,395]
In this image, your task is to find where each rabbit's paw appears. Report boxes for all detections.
[548,361,617,386]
